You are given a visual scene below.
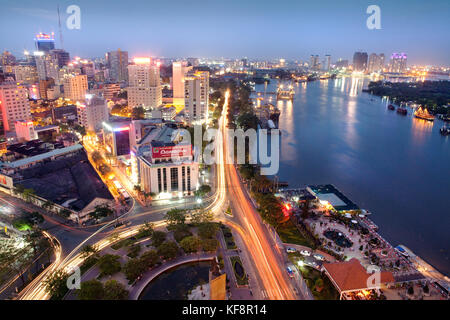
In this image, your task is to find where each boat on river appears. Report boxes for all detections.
[414,107,435,121]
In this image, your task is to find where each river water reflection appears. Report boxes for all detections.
[256,77,450,275]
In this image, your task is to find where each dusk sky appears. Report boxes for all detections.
[1,0,449,65]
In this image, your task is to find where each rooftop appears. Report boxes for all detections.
[323,258,395,293]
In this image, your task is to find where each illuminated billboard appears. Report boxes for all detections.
[151,145,191,159]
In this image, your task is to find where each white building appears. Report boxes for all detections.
[0,83,32,131]
[172,61,192,106]
[63,74,88,102]
[184,71,209,125]
[127,58,162,109]
[135,125,199,197]
[77,94,109,132]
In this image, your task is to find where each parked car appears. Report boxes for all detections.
[313,253,325,261]
[286,247,297,253]
[300,250,311,256]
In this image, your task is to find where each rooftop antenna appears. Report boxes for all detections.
[57,4,64,49]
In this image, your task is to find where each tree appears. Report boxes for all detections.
[80,244,99,259]
[136,222,154,239]
[123,258,146,282]
[151,231,167,247]
[23,188,36,202]
[42,200,55,213]
[190,210,213,225]
[103,279,129,300]
[157,241,179,260]
[179,236,201,253]
[140,250,160,268]
[127,244,141,258]
[201,239,218,252]
[165,208,186,226]
[91,151,103,168]
[90,204,113,220]
[44,270,69,300]
[131,106,145,120]
[77,279,105,300]
[194,184,211,197]
[98,254,121,276]
[197,222,218,239]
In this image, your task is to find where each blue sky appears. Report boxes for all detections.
[1,0,449,65]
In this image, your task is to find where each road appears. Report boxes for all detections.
[14,89,299,300]
[216,92,298,300]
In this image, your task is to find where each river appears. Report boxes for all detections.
[255,77,450,276]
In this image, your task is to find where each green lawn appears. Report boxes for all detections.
[276,220,315,248]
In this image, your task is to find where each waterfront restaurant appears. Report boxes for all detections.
[322,258,395,300]
[307,184,360,214]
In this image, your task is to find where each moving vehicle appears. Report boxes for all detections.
[286,247,297,253]
[286,266,295,278]
[300,250,311,256]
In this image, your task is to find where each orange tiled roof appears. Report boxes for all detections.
[323,258,394,292]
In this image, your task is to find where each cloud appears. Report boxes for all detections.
[11,7,58,22]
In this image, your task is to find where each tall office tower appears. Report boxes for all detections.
[0,51,16,67]
[0,83,32,132]
[389,53,407,73]
[34,51,61,83]
[310,55,320,70]
[127,58,162,109]
[63,74,88,101]
[368,53,381,73]
[77,94,109,132]
[172,61,193,106]
[106,49,128,83]
[184,70,209,125]
[353,52,368,72]
[325,55,331,71]
[49,49,70,68]
[13,65,38,84]
[34,32,55,52]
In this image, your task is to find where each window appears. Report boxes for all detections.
[170,167,178,191]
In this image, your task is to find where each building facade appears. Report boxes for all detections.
[172,61,192,106]
[127,58,162,109]
[0,83,32,132]
[184,71,209,125]
[106,49,128,83]
[63,74,88,102]
[77,95,109,132]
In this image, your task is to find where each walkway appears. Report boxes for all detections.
[129,253,215,300]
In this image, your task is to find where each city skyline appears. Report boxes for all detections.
[1,0,449,65]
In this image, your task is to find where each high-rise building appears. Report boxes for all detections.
[389,53,407,73]
[34,33,55,52]
[310,55,320,70]
[106,49,128,83]
[184,71,209,125]
[49,49,70,68]
[127,58,162,109]
[34,51,61,83]
[324,55,331,71]
[77,94,109,132]
[335,59,349,69]
[13,65,38,84]
[0,51,16,67]
[368,53,385,73]
[0,83,32,132]
[172,61,193,106]
[353,52,368,72]
[63,74,88,102]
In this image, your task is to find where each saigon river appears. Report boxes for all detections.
[256,77,450,276]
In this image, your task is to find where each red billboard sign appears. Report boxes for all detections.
[152,145,192,159]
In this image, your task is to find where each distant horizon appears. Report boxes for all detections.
[1,0,449,66]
